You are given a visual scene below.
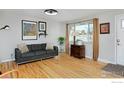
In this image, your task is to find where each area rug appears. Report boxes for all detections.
[102,63,124,77]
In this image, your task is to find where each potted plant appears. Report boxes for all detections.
[58,37,65,52]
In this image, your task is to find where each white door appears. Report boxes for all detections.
[116,14,124,65]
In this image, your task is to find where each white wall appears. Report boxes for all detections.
[0,10,65,62]
[85,43,92,59]
[98,13,116,64]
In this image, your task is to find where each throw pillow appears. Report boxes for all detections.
[46,44,53,50]
[17,43,29,53]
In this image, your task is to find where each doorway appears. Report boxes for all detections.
[116,14,124,65]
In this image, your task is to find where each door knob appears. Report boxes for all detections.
[117,39,120,46]
[117,39,120,42]
[117,43,120,46]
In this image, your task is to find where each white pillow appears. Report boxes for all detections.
[17,43,29,53]
[46,44,53,50]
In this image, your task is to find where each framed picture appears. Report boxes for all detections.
[121,19,124,29]
[100,23,110,34]
[22,20,37,40]
[38,21,46,31]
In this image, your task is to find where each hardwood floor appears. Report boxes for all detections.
[0,53,122,78]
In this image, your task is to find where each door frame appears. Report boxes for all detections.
[115,14,124,65]
[115,15,117,65]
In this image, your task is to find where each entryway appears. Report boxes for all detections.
[116,14,124,65]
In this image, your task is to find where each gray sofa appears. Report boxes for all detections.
[15,43,58,64]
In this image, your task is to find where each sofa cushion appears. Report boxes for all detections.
[28,43,46,51]
[21,52,35,58]
[41,43,46,50]
[35,50,46,56]
[17,43,29,53]
[31,44,42,51]
[27,45,32,51]
[46,49,56,54]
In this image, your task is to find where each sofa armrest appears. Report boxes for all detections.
[53,46,58,51]
[15,48,22,59]
[53,46,58,55]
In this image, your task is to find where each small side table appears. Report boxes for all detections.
[0,71,2,75]
[70,44,85,58]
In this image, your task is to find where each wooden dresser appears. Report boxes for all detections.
[70,44,85,58]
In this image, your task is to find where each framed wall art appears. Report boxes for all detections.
[38,21,46,32]
[100,23,110,34]
[22,20,37,40]
[121,19,124,29]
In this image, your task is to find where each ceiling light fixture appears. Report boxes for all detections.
[44,9,58,15]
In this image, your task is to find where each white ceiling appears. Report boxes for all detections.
[1,9,124,22]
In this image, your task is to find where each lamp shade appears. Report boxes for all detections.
[71,31,79,36]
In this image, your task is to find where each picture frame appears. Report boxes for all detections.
[121,19,124,29]
[38,21,46,32]
[100,23,110,34]
[22,20,37,40]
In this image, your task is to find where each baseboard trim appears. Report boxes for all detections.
[86,56,92,59]
[0,59,15,63]
[85,56,115,64]
[98,58,115,64]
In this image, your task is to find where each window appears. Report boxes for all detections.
[68,21,93,46]
[68,21,93,55]
[89,23,93,42]
[69,24,75,45]
[75,22,93,43]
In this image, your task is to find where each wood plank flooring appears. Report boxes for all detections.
[0,53,122,78]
